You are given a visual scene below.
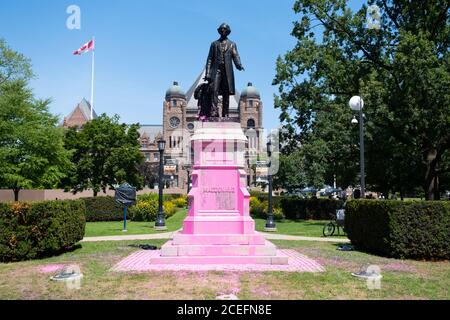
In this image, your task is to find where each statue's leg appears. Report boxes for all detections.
[220,67,230,118]
[222,91,230,118]
[213,70,221,116]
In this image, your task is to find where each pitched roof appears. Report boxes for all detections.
[138,125,163,141]
[65,98,98,122]
[186,69,240,111]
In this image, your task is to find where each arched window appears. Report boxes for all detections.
[247,119,256,129]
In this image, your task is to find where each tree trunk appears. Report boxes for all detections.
[13,188,20,202]
[434,173,440,200]
[424,149,440,201]
[93,190,98,197]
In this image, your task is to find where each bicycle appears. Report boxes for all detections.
[323,209,346,237]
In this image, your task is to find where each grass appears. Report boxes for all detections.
[85,209,347,239]
[0,239,448,300]
[84,209,187,237]
[254,217,347,238]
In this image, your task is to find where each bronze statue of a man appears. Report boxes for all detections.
[204,23,245,118]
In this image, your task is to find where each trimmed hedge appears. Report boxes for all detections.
[81,196,124,222]
[345,200,450,260]
[0,200,86,262]
[280,198,344,220]
[251,192,284,208]
[81,194,186,223]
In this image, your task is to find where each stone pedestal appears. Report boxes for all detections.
[151,122,288,265]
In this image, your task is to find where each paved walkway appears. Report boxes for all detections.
[111,249,326,273]
[81,231,350,243]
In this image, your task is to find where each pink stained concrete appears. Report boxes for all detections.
[161,240,277,257]
[39,264,66,273]
[154,122,287,265]
[172,234,266,246]
[113,249,325,273]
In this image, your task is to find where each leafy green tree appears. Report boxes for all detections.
[138,162,159,189]
[0,38,33,85]
[273,0,450,199]
[63,114,144,196]
[0,80,72,201]
[273,151,307,190]
[0,40,71,201]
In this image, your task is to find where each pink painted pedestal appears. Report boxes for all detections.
[151,122,288,265]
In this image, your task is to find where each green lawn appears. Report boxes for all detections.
[254,218,347,238]
[84,209,187,237]
[85,210,347,239]
[0,239,448,299]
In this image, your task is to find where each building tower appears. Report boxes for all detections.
[239,82,263,186]
[163,81,187,188]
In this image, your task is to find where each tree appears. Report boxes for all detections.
[0,80,72,201]
[273,0,450,199]
[0,38,33,85]
[63,114,145,196]
[273,151,307,191]
[139,162,159,188]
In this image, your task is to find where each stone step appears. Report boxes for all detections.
[161,241,277,257]
[182,216,256,234]
[150,254,289,265]
[172,233,266,245]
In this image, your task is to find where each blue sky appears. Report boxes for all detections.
[0,0,364,129]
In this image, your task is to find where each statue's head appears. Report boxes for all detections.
[217,23,231,37]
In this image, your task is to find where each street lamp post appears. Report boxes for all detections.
[155,139,167,230]
[264,139,277,232]
[349,96,366,199]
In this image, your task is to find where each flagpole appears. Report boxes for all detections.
[90,37,95,120]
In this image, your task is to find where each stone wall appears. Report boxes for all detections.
[0,188,186,202]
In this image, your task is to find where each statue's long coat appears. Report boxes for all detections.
[205,39,243,96]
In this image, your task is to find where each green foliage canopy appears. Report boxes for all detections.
[63,114,145,196]
[273,0,450,199]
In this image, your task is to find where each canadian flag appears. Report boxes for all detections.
[73,39,95,55]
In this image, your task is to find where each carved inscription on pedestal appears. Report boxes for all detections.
[201,187,236,211]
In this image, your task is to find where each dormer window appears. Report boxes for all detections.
[248,100,254,107]
[171,100,177,107]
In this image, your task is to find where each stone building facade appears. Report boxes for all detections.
[63,70,264,190]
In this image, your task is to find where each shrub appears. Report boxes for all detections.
[280,198,344,220]
[164,201,177,218]
[129,198,158,222]
[163,194,184,201]
[172,196,187,208]
[272,207,285,221]
[250,200,266,218]
[0,200,86,262]
[249,196,261,209]
[130,198,178,222]
[251,192,284,208]
[345,200,450,260]
[81,196,124,222]
[250,200,285,221]
[137,193,185,202]
[137,193,159,202]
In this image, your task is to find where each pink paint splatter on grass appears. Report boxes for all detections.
[39,264,65,273]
